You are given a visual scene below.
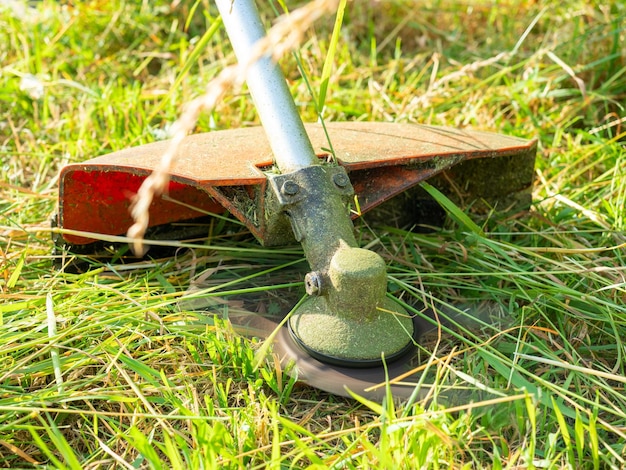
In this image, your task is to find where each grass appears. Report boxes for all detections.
[1,0,626,467]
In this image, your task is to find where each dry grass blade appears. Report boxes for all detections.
[0,439,40,465]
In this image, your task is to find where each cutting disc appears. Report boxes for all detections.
[231,307,433,401]
[275,319,427,400]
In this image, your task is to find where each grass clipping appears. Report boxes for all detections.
[126,0,339,255]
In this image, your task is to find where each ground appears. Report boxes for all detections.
[1,0,626,468]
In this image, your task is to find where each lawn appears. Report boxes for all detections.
[1,0,626,468]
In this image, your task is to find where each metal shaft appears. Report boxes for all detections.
[215,0,318,173]
[216,0,415,367]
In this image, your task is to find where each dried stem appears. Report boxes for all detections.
[127,0,339,255]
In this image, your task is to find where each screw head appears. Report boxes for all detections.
[333,173,349,188]
[281,180,300,196]
[304,271,322,295]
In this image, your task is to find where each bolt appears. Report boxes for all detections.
[332,173,349,188]
[281,180,300,196]
[304,271,322,296]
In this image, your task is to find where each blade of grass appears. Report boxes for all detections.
[552,396,575,466]
[7,250,25,289]
[253,294,307,369]
[147,17,223,123]
[420,181,485,236]
[317,0,347,113]
[31,414,82,470]
[45,293,64,396]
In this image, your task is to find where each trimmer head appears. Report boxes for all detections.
[56,122,535,399]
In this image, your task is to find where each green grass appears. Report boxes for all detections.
[2,0,626,467]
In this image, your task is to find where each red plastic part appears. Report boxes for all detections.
[60,169,225,244]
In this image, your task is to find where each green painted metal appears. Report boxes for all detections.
[289,247,414,364]
[266,164,414,364]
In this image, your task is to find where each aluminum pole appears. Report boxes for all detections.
[215,0,318,173]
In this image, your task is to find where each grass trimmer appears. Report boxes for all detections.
[56,0,536,399]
